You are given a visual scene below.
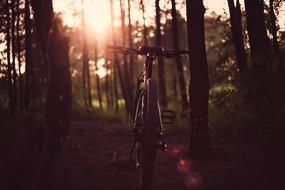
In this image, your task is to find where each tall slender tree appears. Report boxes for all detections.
[120,0,132,114]
[186,0,211,158]
[82,0,92,107]
[16,0,23,109]
[30,0,72,188]
[127,0,134,84]
[11,0,18,109]
[155,0,167,108]
[109,0,119,113]
[140,0,148,45]
[6,0,13,114]
[86,52,92,107]
[105,50,111,109]
[94,38,103,110]
[227,0,247,72]
[24,0,32,109]
[244,0,271,69]
[269,0,279,56]
[82,18,87,106]
[171,0,188,114]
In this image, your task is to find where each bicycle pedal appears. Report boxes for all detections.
[161,110,176,124]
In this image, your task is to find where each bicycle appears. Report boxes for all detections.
[107,45,189,190]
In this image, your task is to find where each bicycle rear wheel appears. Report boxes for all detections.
[140,79,159,190]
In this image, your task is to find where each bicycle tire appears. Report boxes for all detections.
[140,79,159,190]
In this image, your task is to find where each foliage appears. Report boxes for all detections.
[209,64,285,138]
[207,9,285,137]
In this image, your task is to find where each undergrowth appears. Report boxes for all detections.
[209,69,285,139]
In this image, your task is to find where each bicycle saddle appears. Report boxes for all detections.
[139,45,164,56]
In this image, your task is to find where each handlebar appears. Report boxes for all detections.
[106,45,189,58]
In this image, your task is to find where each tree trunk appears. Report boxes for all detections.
[81,0,86,107]
[120,0,132,114]
[117,58,129,113]
[82,1,92,107]
[127,0,134,84]
[46,24,72,164]
[109,0,119,113]
[186,0,211,159]
[269,0,281,71]
[16,0,23,110]
[11,0,18,110]
[82,0,92,107]
[113,57,119,113]
[171,0,188,114]
[86,54,92,107]
[155,0,167,108]
[105,50,111,109]
[24,0,32,110]
[30,1,72,189]
[6,0,13,114]
[269,0,279,55]
[244,0,271,69]
[127,0,135,114]
[227,0,247,72]
[140,0,148,45]
[94,39,103,110]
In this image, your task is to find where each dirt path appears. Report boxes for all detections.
[48,120,284,190]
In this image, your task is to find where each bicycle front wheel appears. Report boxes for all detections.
[140,79,159,190]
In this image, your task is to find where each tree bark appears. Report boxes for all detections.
[127,0,134,84]
[127,0,135,115]
[244,0,271,69]
[227,0,247,72]
[11,0,18,109]
[171,0,188,114]
[186,0,211,159]
[155,0,167,108]
[269,0,279,56]
[6,0,13,114]
[109,0,119,113]
[120,0,132,114]
[140,0,148,45]
[86,53,92,107]
[30,1,72,189]
[105,50,111,109]
[82,0,92,107]
[24,0,32,110]
[269,0,282,71]
[94,39,103,110]
[16,0,23,110]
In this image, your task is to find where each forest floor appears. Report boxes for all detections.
[2,118,285,190]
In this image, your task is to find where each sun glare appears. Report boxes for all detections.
[83,0,110,33]
[53,0,232,33]
[53,0,285,37]
[95,58,108,78]
[53,0,111,34]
